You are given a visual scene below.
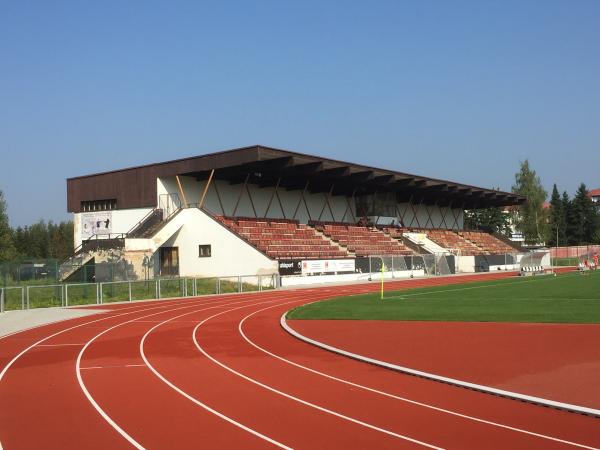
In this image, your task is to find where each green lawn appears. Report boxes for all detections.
[287,270,600,323]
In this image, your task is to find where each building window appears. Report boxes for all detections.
[199,245,212,258]
[81,199,117,212]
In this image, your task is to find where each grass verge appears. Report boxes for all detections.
[287,271,600,323]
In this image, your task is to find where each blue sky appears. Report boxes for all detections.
[1,1,599,226]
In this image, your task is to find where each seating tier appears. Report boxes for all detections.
[216,216,350,260]
[424,229,484,255]
[312,223,413,257]
[458,231,518,254]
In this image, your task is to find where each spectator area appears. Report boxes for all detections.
[458,230,519,254]
[216,216,349,260]
[311,222,413,257]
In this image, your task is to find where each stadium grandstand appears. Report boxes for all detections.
[63,145,525,283]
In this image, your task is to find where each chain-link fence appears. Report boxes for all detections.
[0,274,279,312]
[550,245,600,266]
[358,253,524,279]
[0,259,138,286]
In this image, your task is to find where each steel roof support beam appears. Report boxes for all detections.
[232,174,250,217]
[263,177,281,218]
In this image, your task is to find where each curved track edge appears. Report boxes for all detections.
[280,312,600,418]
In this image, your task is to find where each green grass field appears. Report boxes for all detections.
[287,270,600,324]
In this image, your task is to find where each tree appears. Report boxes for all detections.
[569,183,599,244]
[511,160,548,245]
[547,184,566,246]
[0,191,16,262]
[561,191,577,245]
[464,207,512,236]
[12,219,74,260]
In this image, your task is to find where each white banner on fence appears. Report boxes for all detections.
[301,259,355,275]
[81,212,112,239]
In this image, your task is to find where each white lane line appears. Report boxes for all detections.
[139,298,293,450]
[78,294,285,450]
[80,364,146,370]
[279,312,600,450]
[192,299,444,450]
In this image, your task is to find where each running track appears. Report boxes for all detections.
[1,272,599,449]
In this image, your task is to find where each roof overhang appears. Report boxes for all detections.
[67,145,525,212]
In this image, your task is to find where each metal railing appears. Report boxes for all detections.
[0,274,279,312]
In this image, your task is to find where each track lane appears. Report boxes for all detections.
[249,304,600,448]
[141,291,431,449]
[0,293,273,449]
[262,307,600,447]
[79,291,291,449]
[194,298,599,449]
[2,270,590,449]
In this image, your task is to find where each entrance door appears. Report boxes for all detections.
[159,247,179,276]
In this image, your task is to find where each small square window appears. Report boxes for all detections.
[199,245,212,258]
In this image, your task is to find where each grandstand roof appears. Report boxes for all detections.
[67,145,525,212]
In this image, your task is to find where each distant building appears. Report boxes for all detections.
[588,188,600,208]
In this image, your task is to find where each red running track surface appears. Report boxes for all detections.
[1,271,599,449]
[288,320,600,412]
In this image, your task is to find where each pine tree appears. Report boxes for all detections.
[511,160,548,245]
[0,191,16,262]
[570,184,599,244]
[547,184,566,246]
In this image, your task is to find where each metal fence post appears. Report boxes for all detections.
[157,279,161,299]
[1,289,4,313]
[21,287,25,310]
[26,286,30,309]
[217,277,221,295]
[258,275,262,291]
[238,276,242,293]
[194,278,197,297]
[128,281,132,302]
[65,284,69,307]
[99,283,103,304]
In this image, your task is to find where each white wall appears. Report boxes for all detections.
[157,176,464,228]
[73,207,152,249]
[153,208,277,277]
